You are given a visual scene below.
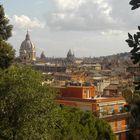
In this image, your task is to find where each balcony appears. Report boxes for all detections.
[112,125,131,134]
[99,107,130,118]
[134,76,140,84]
[99,112,130,120]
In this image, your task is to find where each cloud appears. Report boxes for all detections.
[54,0,85,10]
[101,30,124,36]
[109,0,140,29]
[46,0,140,33]
[10,15,45,29]
[47,0,118,31]
[5,0,138,57]
[35,0,45,5]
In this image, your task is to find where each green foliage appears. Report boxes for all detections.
[126,27,140,65]
[125,90,140,128]
[126,1,140,65]
[0,5,15,69]
[0,66,116,140]
[95,119,116,140]
[0,66,60,140]
[0,5,13,41]
[53,107,116,140]
[126,1,140,130]
[0,41,15,69]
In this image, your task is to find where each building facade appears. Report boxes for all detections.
[56,85,131,140]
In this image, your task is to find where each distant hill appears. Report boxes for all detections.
[82,52,134,69]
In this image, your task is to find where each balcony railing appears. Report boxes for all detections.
[99,112,129,118]
[112,125,130,133]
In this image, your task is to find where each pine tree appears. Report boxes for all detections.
[0,5,15,69]
[0,5,13,41]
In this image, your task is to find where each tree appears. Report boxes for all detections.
[126,1,140,91]
[126,27,140,66]
[0,5,15,69]
[0,66,60,140]
[53,107,116,140]
[0,41,15,69]
[125,0,140,130]
[95,118,116,140]
[0,5,13,41]
[0,66,116,140]
[129,0,140,10]
[126,0,140,66]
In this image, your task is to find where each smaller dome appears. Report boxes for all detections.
[67,49,75,58]
[67,49,72,56]
[66,49,75,64]
[40,51,46,59]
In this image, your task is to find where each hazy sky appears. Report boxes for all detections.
[1,0,140,57]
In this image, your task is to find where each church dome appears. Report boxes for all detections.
[19,31,36,62]
[66,49,75,64]
[40,51,46,59]
[67,49,72,56]
[20,31,35,51]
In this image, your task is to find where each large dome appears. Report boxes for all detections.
[20,31,35,51]
[19,31,36,62]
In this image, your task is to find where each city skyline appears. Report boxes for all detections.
[1,0,140,57]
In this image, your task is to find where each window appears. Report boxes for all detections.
[116,134,120,140]
[108,105,114,114]
[100,107,104,112]
[83,89,90,98]
[117,120,122,131]
[118,106,123,112]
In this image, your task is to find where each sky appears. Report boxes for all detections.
[1,0,140,57]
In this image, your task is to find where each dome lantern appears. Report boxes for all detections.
[25,30,30,40]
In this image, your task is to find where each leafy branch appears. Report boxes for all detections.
[126,26,140,65]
